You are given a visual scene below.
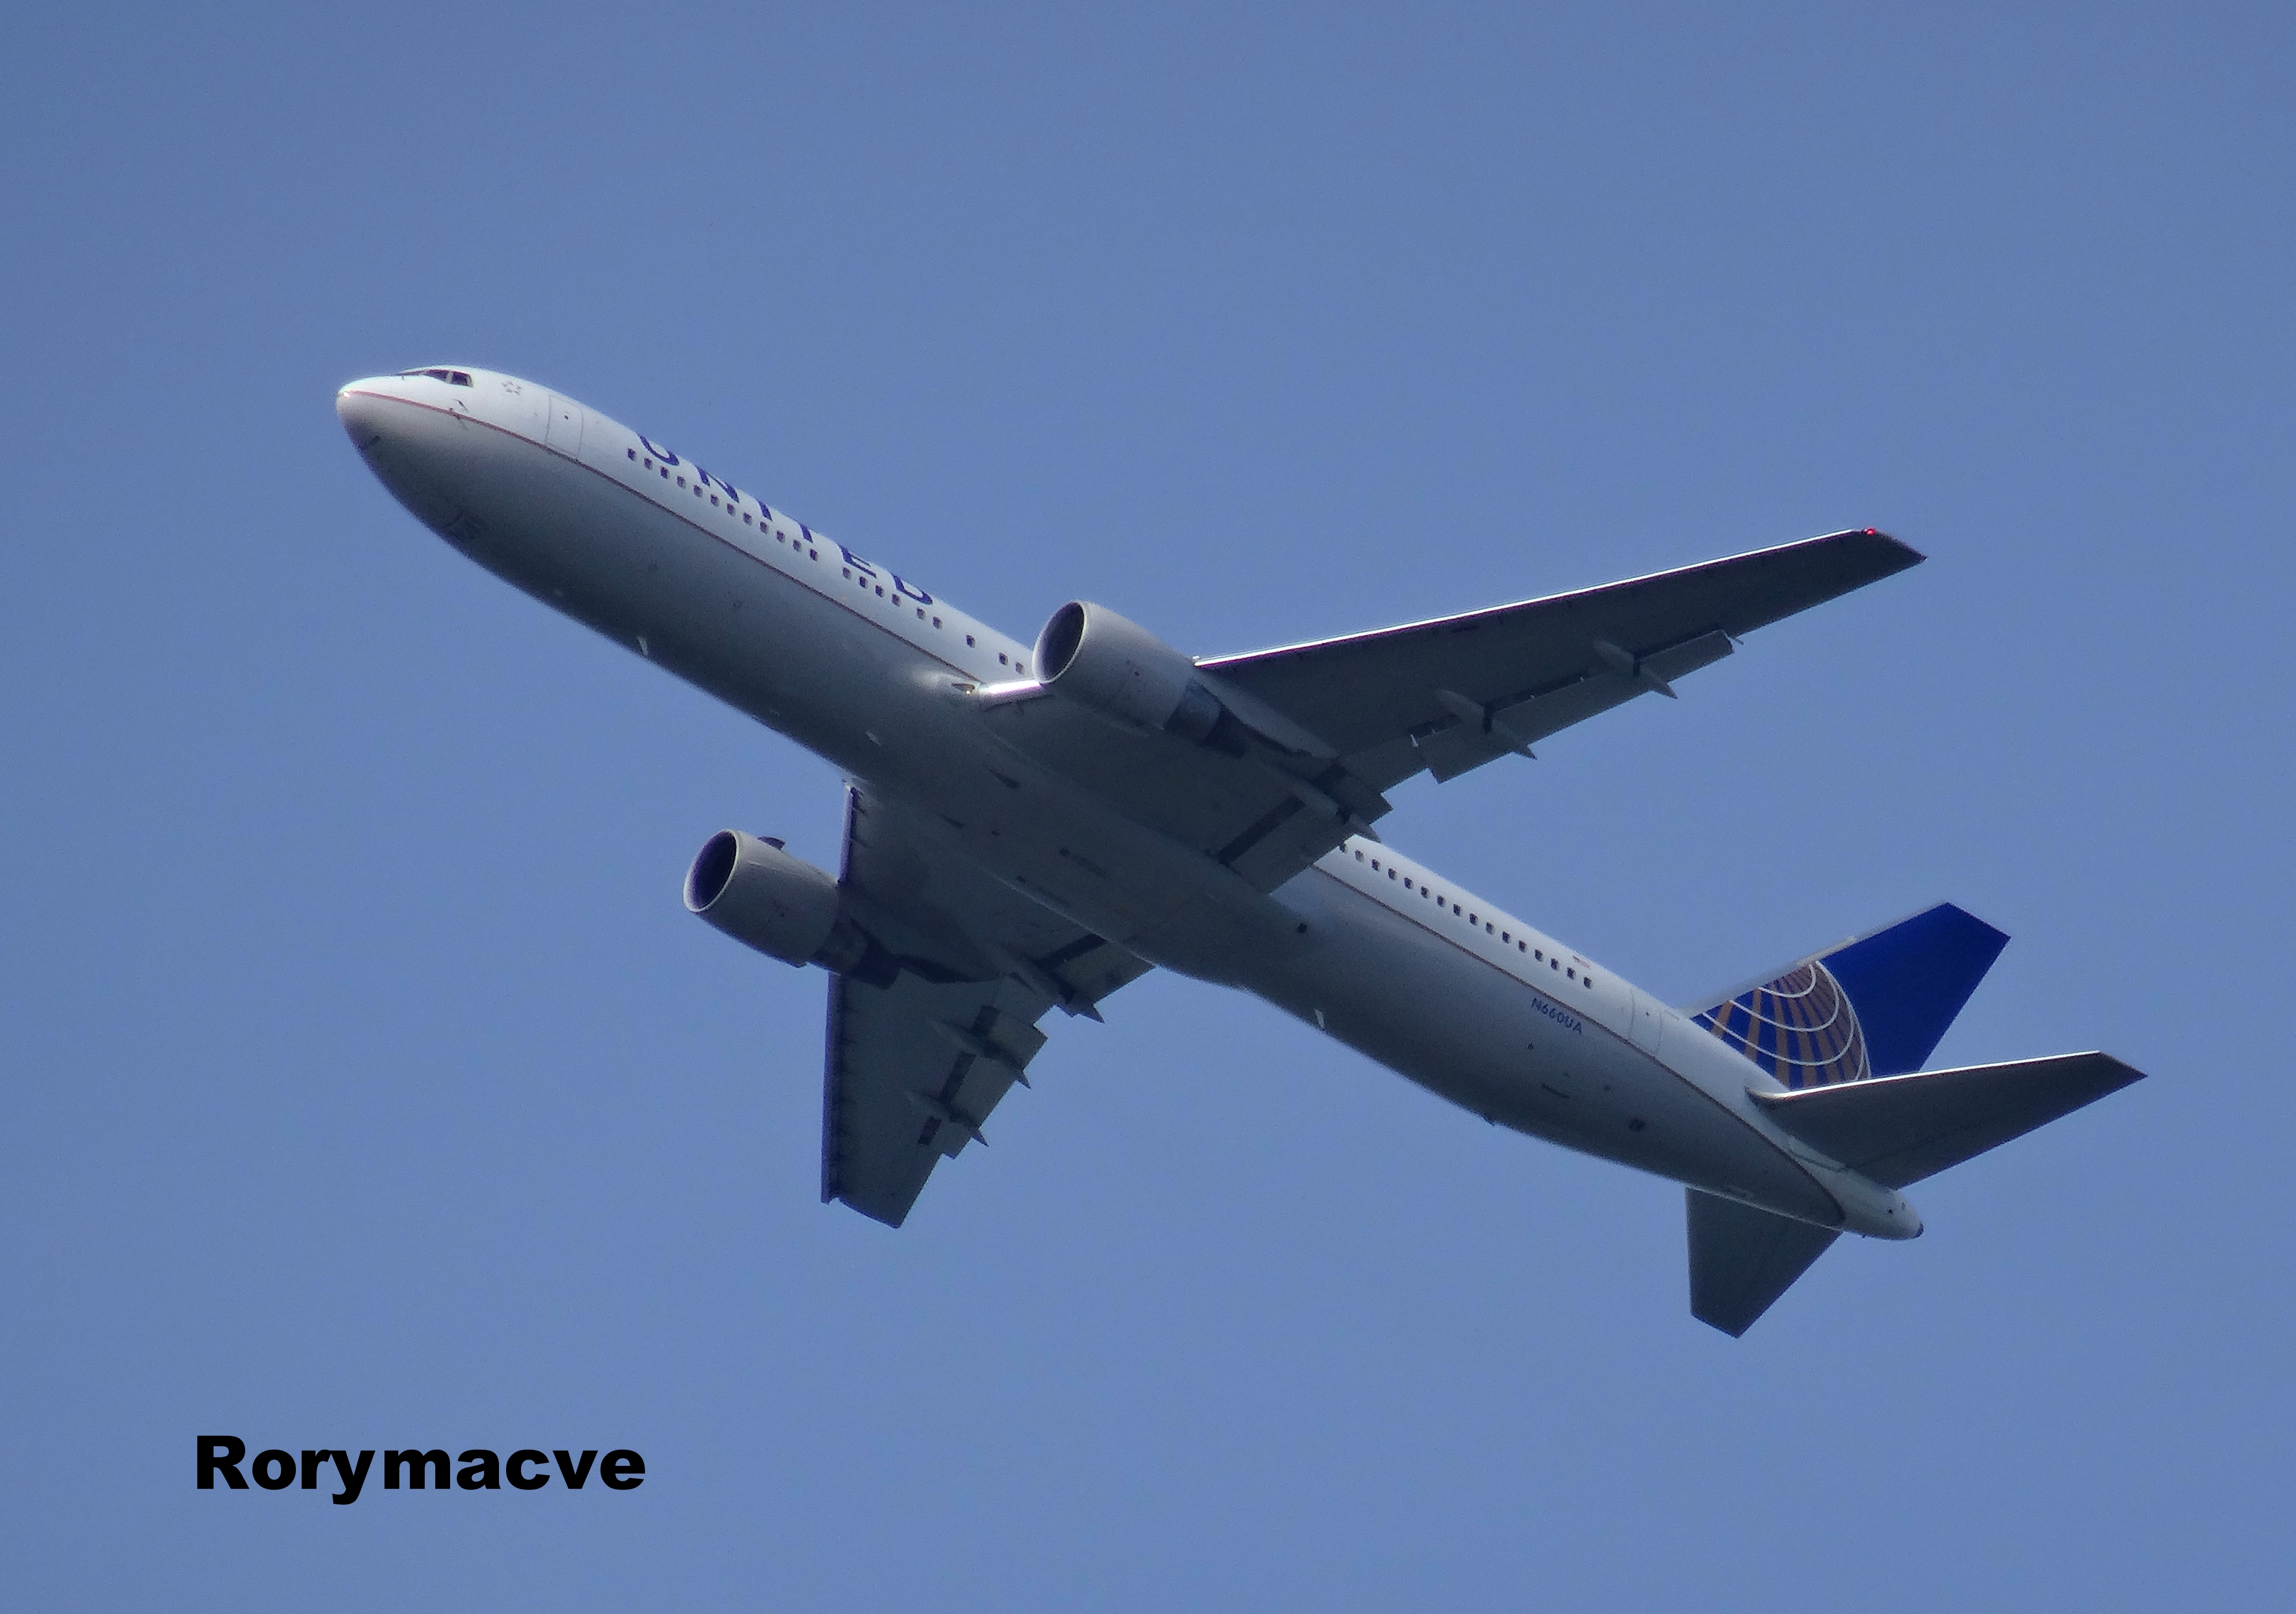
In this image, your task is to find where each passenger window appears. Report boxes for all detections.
[1518,941,1527,952]
[999,653,1009,665]
[627,449,636,461]
[965,635,976,647]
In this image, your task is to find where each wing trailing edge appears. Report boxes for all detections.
[1200,528,1923,792]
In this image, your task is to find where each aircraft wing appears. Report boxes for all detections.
[1199,528,1923,790]
[821,784,1151,1226]
[976,530,1917,905]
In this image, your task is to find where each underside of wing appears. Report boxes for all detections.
[1201,528,1922,792]
[823,968,1052,1226]
[820,785,1152,1226]
[978,693,1388,894]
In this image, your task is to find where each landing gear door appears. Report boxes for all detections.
[1628,987,1665,1055]
[545,393,585,459]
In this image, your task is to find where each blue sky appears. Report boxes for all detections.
[3,3,2290,1606]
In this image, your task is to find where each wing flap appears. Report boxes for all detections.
[1414,627,1737,781]
[824,970,1052,1223]
[818,785,1154,1227]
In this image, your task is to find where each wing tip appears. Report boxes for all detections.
[1692,1307,1758,1339]
[834,1190,910,1229]
[2084,1050,2151,1096]
[1840,526,1927,572]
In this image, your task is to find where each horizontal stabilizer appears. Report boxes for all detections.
[1687,1190,1841,1336]
[1752,1052,2146,1188]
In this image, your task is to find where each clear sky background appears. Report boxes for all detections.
[3,3,2290,1607]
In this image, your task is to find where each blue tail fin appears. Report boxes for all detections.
[1689,904,2010,1089]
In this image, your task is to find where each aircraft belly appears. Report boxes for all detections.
[1240,871,1842,1225]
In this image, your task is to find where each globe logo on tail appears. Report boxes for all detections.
[1693,959,1871,1090]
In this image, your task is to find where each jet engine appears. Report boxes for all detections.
[1033,601,1340,761]
[1033,601,1226,742]
[683,830,895,984]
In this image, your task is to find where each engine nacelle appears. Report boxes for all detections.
[1033,601,1225,743]
[683,830,893,982]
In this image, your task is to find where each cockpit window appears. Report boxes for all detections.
[400,368,475,386]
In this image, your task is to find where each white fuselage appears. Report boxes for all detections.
[338,367,1920,1241]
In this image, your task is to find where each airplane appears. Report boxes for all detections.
[337,364,2146,1335]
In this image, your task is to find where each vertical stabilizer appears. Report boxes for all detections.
[1689,903,2009,1089]
[1686,1191,1840,1337]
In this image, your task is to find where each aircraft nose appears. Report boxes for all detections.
[336,381,396,452]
